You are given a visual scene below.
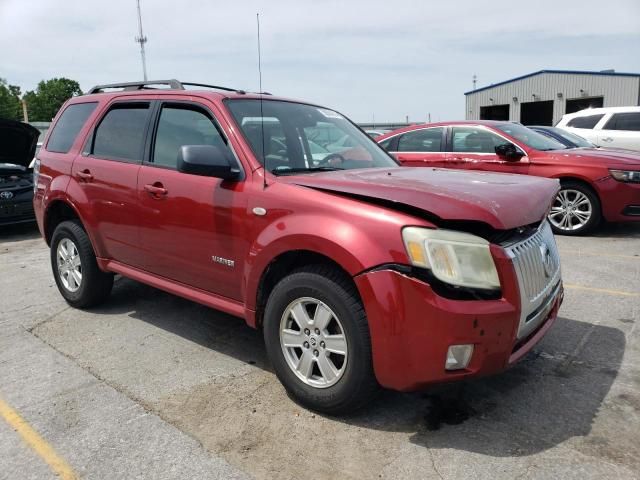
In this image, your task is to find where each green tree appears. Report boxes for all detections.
[23,78,82,122]
[0,78,22,120]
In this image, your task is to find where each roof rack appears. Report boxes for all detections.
[87,79,246,95]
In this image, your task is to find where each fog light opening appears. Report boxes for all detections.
[445,344,474,370]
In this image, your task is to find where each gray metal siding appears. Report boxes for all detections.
[465,73,640,124]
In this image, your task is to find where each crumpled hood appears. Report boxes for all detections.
[549,147,640,167]
[0,118,39,169]
[280,167,560,230]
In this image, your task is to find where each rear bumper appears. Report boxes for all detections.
[597,177,640,222]
[355,265,562,392]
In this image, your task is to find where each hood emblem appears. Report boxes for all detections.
[0,191,14,199]
[540,243,553,278]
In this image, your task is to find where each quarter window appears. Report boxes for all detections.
[604,112,640,132]
[152,105,230,168]
[397,128,443,152]
[47,102,97,153]
[452,127,503,153]
[566,114,604,129]
[92,103,150,162]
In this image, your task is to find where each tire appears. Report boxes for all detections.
[548,181,601,236]
[50,220,114,308]
[263,265,378,414]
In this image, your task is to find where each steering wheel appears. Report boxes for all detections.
[317,152,346,167]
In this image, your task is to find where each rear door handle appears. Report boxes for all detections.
[76,170,93,182]
[601,137,613,142]
[144,183,168,197]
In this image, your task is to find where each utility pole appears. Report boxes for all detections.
[135,0,148,81]
[21,99,28,123]
[472,74,477,90]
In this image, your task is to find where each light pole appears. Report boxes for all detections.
[135,0,148,81]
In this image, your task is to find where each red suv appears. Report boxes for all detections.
[377,121,640,235]
[32,81,563,413]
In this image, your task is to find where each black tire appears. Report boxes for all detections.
[263,265,379,414]
[548,181,601,236]
[50,220,113,308]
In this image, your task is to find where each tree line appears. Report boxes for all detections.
[0,77,82,122]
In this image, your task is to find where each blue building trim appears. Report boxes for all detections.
[464,70,640,95]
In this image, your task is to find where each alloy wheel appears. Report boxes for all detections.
[548,189,593,232]
[56,238,82,292]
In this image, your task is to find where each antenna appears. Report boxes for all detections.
[135,0,148,81]
[472,74,477,90]
[257,13,267,189]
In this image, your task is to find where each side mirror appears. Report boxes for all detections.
[495,143,525,161]
[177,145,240,180]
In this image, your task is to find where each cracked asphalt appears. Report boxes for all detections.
[1,222,639,479]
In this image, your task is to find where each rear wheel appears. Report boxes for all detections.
[548,181,601,235]
[263,265,378,414]
[51,220,113,308]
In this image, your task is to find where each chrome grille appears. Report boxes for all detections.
[505,221,561,338]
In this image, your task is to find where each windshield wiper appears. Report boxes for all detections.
[272,166,344,175]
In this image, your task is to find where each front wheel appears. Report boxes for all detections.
[263,266,378,414]
[548,182,601,235]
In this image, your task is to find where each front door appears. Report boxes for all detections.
[387,127,448,168]
[448,126,529,175]
[598,112,640,150]
[137,101,247,301]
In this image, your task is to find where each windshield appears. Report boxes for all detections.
[547,127,594,148]
[496,123,567,151]
[226,99,398,174]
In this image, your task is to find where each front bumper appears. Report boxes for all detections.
[597,177,640,222]
[0,195,35,226]
[354,250,563,391]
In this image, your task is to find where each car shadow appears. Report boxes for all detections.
[89,277,626,459]
[593,221,640,238]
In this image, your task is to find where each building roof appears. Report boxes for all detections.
[464,69,640,95]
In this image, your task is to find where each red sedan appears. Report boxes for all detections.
[377,121,640,235]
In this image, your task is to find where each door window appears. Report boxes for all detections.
[152,105,231,168]
[451,127,504,153]
[566,114,604,129]
[92,103,150,162]
[603,112,640,132]
[397,128,443,152]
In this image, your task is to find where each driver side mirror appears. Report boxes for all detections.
[495,143,525,162]
[177,145,240,180]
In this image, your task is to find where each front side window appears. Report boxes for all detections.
[225,99,397,174]
[496,123,566,151]
[604,112,640,132]
[452,127,505,153]
[153,105,230,168]
[92,103,150,162]
[566,114,604,129]
[397,128,443,152]
[47,102,97,153]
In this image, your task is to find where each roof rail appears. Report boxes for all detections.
[87,79,246,95]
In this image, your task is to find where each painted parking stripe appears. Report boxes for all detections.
[0,395,78,480]
[564,283,640,297]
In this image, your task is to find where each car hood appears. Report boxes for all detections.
[550,147,640,167]
[280,167,560,230]
[0,118,39,170]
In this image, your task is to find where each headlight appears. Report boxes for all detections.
[402,227,500,290]
[609,169,640,183]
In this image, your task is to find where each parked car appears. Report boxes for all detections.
[33,80,562,414]
[0,118,39,226]
[529,126,595,149]
[377,121,640,235]
[556,106,640,151]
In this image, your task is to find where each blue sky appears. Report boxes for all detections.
[1,0,639,123]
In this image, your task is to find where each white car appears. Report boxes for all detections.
[557,106,640,151]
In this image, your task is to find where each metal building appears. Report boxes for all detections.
[465,70,640,126]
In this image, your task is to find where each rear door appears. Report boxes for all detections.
[71,101,150,267]
[597,112,640,150]
[386,127,448,167]
[137,100,247,300]
[448,126,529,175]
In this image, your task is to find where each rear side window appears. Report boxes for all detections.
[566,114,604,129]
[92,103,150,162]
[152,105,230,168]
[46,102,97,153]
[397,128,443,152]
[604,112,640,132]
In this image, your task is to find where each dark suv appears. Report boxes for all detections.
[33,80,563,413]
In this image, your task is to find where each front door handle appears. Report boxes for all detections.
[144,183,168,197]
[76,170,93,182]
[601,137,613,142]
